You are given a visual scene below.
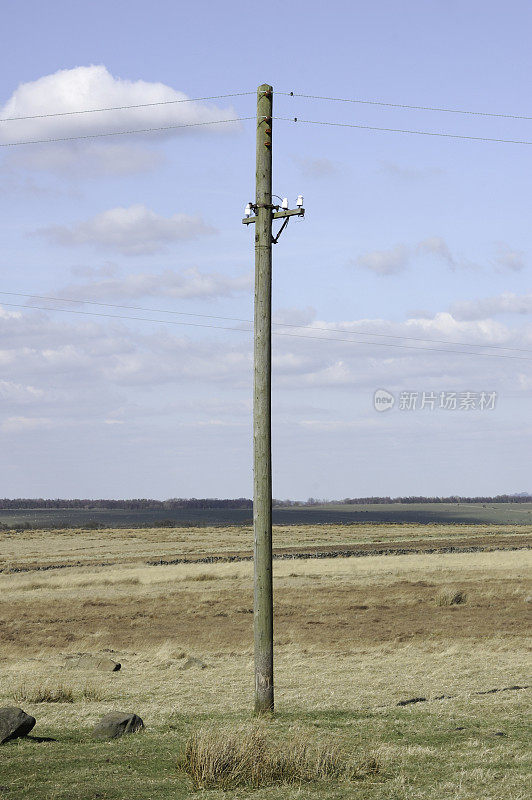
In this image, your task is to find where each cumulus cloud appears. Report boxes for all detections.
[0,301,529,497]
[37,204,215,255]
[52,266,252,301]
[0,65,240,173]
[355,244,410,275]
[291,311,524,372]
[450,292,532,321]
[2,302,525,401]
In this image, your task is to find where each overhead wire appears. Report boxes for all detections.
[0,291,530,355]
[1,89,531,147]
[273,116,532,146]
[1,89,529,123]
[1,90,529,357]
[0,117,252,147]
[0,92,255,122]
[1,300,530,361]
[3,114,528,148]
[277,91,532,121]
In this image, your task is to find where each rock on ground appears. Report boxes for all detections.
[180,657,208,670]
[0,707,36,744]
[64,654,121,671]
[92,712,144,740]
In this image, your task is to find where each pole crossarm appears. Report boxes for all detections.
[242,207,305,225]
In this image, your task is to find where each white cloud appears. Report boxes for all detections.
[355,244,410,275]
[53,266,252,301]
[273,310,525,389]
[2,303,528,403]
[37,204,215,255]
[3,302,525,401]
[451,292,532,321]
[0,301,529,496]
[1,65,240,174]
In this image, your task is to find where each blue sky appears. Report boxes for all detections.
[0,0,530,498]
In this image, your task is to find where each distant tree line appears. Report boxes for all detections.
[338,494,532,505]
[0,494,529,510]
[278,494,532,505]
[0,498,253,510]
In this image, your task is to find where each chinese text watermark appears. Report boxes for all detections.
[373,389,497,412]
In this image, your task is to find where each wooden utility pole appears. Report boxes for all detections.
[242,84,304,715]
[253,83,274,714]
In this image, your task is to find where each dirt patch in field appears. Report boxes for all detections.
[1,571,527,655]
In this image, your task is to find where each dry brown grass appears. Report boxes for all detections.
[0,549,529,665]
[0,548,529,726]
[1,522,529,574]
[436,588,468,606]
[0,527,530,799]
[178,724,382,789]
[189,572,221,581]
[12,682,103,703]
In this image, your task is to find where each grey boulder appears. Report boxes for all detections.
[92,712,144,740]
[0,707,36,744]
[65,654,121,672]
[180,657,207,670]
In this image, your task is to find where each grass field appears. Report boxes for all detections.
[2,501,532,529]
[0,523,530,798]
[2,521,530,573]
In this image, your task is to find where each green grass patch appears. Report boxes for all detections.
[0,701,530,799]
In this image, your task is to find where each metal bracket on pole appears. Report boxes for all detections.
[272,215,290,244]
[242,207,305,226]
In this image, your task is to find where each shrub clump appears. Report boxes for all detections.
[436,588,467,606]
[13,683,103,704]
[178,724,382,790]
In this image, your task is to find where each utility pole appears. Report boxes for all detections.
[242,84,304,714]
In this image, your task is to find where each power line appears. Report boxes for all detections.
[1,300,530,361]
[274,116,532,146]
[0,92,255,122]
[278,91,532,121]
[2,115,531,150]
[0,291,530,355]
[1,109,531,150]
[2,89,529,124]
[0,117,252,147]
